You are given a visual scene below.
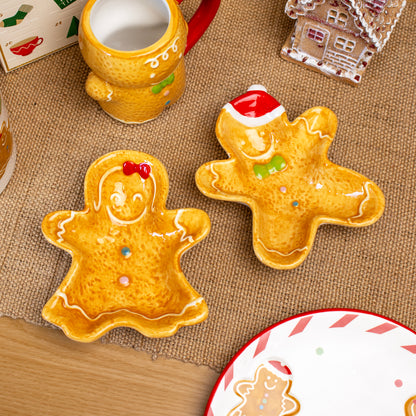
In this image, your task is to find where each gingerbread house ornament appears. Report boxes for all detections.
[281,0,406,84]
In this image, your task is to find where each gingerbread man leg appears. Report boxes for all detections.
[253,207,313,269]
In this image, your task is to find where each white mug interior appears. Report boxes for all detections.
[90,0,171,51]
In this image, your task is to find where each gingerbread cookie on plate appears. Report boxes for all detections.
[405,396,416,416]
[196,85,385,269]
[228,361,300,416]
[42,150,210,341]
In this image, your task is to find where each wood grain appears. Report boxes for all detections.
[0,317,219,416]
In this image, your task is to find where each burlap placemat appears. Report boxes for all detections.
[0,0,415,372]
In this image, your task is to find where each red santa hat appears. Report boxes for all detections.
[262,359,293,380]
[223,85,286,127]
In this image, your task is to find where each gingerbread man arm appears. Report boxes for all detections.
[291,106,338,145]
[195,159,247,201]
[85,72,114,103]
[171,208,211,250]
[42,210,87,251]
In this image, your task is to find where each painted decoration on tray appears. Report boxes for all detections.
[66,16,79,37]
[0,0,87,72]
[0,4,33,27]
[41,150,211,342]
[196,85,385,269]
[9,35,43,56]
[281,0,407,84]
[52,0,79,9]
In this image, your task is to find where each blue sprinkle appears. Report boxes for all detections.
[165,100,171,106]
[121,247,131,257]
[292,201,299,207]
[259,405,264,410]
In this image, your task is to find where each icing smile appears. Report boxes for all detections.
[264,381,277,390]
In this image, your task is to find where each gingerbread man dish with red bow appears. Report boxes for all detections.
[42,150,210,341]
[196,85,385,269]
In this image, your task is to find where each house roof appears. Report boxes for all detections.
[285,0,406,51]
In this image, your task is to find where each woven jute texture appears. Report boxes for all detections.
[0,0,415,372]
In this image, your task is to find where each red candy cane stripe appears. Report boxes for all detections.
[330,313,359,328]
[366,322,397,334]
[224,364,234,390]
[401,345,416,354]
[289,316,313,337]
[253,332,271,357]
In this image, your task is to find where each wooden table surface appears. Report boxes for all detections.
[0,317,219,416]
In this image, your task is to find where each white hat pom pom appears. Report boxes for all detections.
[247,84,267,92]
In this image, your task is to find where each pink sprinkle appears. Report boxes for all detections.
[394,379,403,388]
[280,186,287,193]
[119,276,130,287]
[164,90,170,97]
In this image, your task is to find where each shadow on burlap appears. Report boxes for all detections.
[0,0,415,371]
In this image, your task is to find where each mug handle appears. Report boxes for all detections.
[176,0,221,55]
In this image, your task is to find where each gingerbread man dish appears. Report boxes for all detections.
[196,85,385,269]
[42,150,210,341]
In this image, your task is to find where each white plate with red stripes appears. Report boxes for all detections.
[205,309,416,416]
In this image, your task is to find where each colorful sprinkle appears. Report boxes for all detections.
[165,100,171,106]
[262,399,267,404]
[316,347,324,355]
[164,90,170,97]
[119,276,130,287]
[292,201,299,207]
[280,186,287,193]
[264,394,269,398]
[394,379,403,388]
[121,247,131,257]
[259,405,264,410]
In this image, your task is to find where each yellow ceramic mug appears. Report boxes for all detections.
[79,0,220,123]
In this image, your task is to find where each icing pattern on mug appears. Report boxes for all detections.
[145,37,180,68]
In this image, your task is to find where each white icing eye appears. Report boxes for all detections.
[110,182,127,207]
[274,379,278,383]
[267,376,271,380]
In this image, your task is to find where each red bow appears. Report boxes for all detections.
[123,161,151,179]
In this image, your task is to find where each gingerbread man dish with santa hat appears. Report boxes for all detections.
[42,150,210,342]
[196,85,385,269]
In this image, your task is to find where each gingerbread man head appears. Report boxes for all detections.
[216,85,289,175]
[85,151,169,223]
